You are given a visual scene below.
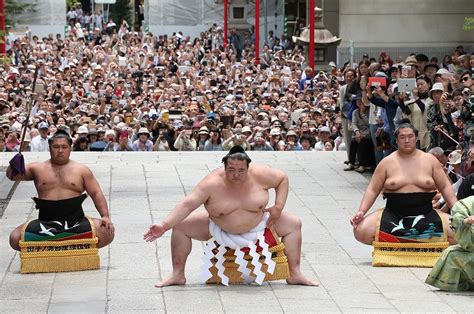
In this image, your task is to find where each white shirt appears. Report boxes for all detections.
[6,32,15,51]
[314,141,325,151]
[30,135,49,152]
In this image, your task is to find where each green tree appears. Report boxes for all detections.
[5,0,36,26]
[109,0,132,28]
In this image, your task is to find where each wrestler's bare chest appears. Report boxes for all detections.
[205,182,269,217]
[384,157,435,192]
[34,164,85,197]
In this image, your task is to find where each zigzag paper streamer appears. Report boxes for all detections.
[215,245,229,286]
[235,247,253,284]
[248,241,265,285]
[258,234,276,275]
[200,239,216,283]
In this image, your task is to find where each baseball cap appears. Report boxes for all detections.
[38,121,49,129]
[319,126,331,133]
[435,68,452,76]
[77,125,89,134]
[430,82,444,93]
[173,120,183,129]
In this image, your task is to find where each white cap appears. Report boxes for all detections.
[105,130,116,138]
[319,126,331,133]
[431,82,444,93]
[77,125,89,134]
[138,127,150,135]
[38,121,49,129]
[270,128,281,136]
[241,126,252,133]
[436,68,452,76]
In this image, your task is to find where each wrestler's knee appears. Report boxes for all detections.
[93,220,114,248]
[353,226,373,245]
[97,229,114,248]
[293,216,302,230]
[9,229,21,251]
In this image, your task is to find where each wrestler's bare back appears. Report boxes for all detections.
[201,164,272,234]
[25,160,87,200]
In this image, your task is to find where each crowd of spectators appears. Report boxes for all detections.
[0,17,473,175]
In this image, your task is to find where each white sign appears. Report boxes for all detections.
[95,0,116,4]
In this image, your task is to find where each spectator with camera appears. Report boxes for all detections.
[222,130,250,151]
[427,83,458,150]
[400,75,433,151]
[132,127,153,151]
[204,127,223,151]
[174,126,197,151]
[250,131,273,151]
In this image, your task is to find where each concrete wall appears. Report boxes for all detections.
[321,0,340,64]
[337,0,474,65]
[339,0,474,47]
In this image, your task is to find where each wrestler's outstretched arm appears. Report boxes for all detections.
[351,159,387,227]
[258,165,289,227]
[431,154,457,209]
[144,180,210,242]
[6,162,37,181]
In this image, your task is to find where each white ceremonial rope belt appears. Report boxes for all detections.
[201,212,276,286]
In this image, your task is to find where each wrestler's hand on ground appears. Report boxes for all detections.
[100,216,115,235]
[143,224,166,242]
[264,206,282,227]
[350,211,365,228]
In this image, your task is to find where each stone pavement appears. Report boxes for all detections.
[0,151,472,313]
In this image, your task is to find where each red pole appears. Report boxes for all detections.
[223,0,228,50]
[254,0,260,64]
[309,0,315,74]
[0,0,5,55]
